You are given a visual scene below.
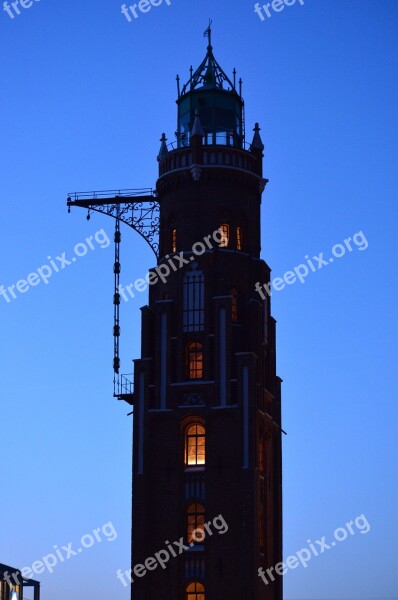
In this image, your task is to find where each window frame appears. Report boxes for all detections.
[187,502,206,544]
[184,423,206,467]
[186,341,204,380]
[186,581,205,600]
[219,223,230,248]
[183,267,205,332]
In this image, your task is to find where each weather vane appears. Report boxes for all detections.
[204,18,212,47]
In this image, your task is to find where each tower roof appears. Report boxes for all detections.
[180,22,238,97]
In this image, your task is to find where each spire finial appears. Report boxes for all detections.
[157,133,168,161]
[204,19,213,49]
[250,123,264,152]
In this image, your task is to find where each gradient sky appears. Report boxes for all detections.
[1,0,397,599]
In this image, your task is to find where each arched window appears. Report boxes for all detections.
[231,288,238,322]
[236,226,243,250]
[185,423,205,466]
[186,342,203,379]
[186,581,205,600]
[219,224,229,247]
[183,264,204,332]
[187,502,205,544]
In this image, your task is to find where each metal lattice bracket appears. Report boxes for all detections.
[67,189,160,257]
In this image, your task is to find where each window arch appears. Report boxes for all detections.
[231,288,238,322]
[187,502,205,544]
[186,342,203,380]
[183,264,204,332]
[185,423,205,466]
[186,581,205,600]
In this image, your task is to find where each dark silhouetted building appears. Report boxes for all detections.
[130,31,283,600]
[0,564,40,600]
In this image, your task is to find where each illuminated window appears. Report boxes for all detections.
[219,224,229,247]
[183,265,204,332]
[171,228,177,252]
[187,342,203,379]
[187,502,205,543]
[236,226,243,250]
[186,581,205,600]
[231,288,238,322]
[185,423,206,466]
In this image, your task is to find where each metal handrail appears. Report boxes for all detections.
[165,135,252,152]
[67,188,154,201]
[120,373,134,395]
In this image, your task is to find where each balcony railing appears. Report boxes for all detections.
[159,143,260,177]
[166,132,251,151]
[67,188,154,202]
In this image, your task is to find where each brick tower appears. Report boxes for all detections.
[130,30,283,600]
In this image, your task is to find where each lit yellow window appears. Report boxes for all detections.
[186,581,205,600]
[187,342,203,379]
[236,226,243,250]
[187,502,205,543]
[185,424,206,466]
[219,224,229,247]
[171,228,177,252]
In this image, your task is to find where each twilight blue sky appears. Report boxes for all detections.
[1,0,397,598]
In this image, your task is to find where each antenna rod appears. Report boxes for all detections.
[176,75,180,98]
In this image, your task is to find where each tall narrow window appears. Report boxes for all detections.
[236,226,243,250]
[183,265,204,332]
[187,502,205,543]
[171,228,177,252]
[186,582,205,600]
[187,342,203,379]
[185,423,206,466]
[231,288,238,322]
[219,224,229,247]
